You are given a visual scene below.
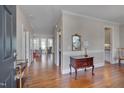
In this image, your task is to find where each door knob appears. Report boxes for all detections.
[13,52,17,57]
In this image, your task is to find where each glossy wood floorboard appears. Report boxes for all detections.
[23,54,124,88]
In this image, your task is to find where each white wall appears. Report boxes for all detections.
[61,11,120,74]
[16,6,32,66]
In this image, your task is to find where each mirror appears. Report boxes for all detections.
[72,34,81,51]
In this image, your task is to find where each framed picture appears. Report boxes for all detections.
[72,34,81,51]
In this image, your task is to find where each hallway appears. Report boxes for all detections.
[15,5,124,88]
[23,54,124,88]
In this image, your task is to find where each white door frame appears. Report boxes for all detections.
[104,25,114,64]
[56,31,61,66]
[56,31,59,66]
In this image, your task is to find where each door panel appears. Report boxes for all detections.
[0,5,16,88]
[4,8,12,58]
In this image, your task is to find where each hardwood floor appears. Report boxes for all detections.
[23,54,124,88]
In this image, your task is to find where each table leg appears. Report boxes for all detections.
[92,65,94,75]
[119,59,121,66]
[69,64,72,75]
[75,68,77,80]
[84,68,86,71]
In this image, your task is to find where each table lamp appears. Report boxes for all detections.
[83,40,89,57]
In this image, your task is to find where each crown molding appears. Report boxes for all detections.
[62,10,120,25]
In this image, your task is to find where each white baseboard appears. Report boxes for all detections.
[62,63,104,74]
[111,59,118,64]
[95,63,105,68]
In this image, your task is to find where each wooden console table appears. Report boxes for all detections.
[70,56,94,79]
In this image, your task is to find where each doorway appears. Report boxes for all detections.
[40,38,53,54]
[56,30,62,67]
[32,37,53,60]
[59,34,61,67]
[104,27,112,63]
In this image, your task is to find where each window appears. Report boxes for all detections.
[48,39,53,48]
[41,38,46,50]
[33,38,39,50]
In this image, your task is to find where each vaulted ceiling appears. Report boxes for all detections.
[21,5,124,35]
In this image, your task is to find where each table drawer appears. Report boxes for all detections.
[75,60,93,68]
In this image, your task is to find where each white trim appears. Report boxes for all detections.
[63,50,104,55]
[62,63,104,74]
[111,61,118,64]
[33,34,53,38]
[103,25,120,64]
[62,10,120,25]
[56,31,60,67]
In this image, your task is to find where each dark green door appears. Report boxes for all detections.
[0,5,16,88]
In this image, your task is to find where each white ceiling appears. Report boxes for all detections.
[21,5,124,35]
